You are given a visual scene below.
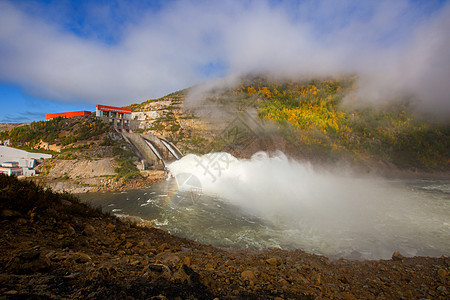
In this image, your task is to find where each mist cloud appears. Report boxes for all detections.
[0,0,449,117]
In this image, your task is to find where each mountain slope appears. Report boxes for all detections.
[236,76,449,170]
[129,75,449,172]
[2,75,448,184]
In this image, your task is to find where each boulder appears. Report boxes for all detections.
[266,256,283,266]
[6,250,51,274]
[173,264,202,287]
[73,252,92,263]
[144,263,172,280]
[392,251,405,261]
[241,270,256,281]
[155,252,180,266]
[106,223,115,233]
[83,224,95,236]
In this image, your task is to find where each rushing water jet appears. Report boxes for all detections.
[80,151,449,260]
[144,138,166,166]
[166,151,450,259]
[160,138,183,160]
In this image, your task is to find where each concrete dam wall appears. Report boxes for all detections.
[121,132,182,170]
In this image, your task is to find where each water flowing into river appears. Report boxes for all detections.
[79,152,449,260]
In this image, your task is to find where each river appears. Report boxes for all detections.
[79,173,449,260]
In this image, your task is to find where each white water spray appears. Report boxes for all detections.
[160,138,182,160]
[144,139,166,166]
[168,152,450,259]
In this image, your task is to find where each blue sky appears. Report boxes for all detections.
[0,0,449,123]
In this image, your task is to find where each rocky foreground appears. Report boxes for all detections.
[0,175,449,299]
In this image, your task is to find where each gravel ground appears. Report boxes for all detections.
[0,176,449,299]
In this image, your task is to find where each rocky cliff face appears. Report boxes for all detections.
[47,158,117,179]
[128,93,218,154]
[40,158,117,193]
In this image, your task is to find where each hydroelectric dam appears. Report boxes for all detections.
[120,132,183,170]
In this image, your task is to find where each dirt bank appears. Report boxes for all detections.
[31,154,166,194]
[0,175,448,299]
[32,170,166,194]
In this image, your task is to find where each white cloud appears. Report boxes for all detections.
[0,0,449,117]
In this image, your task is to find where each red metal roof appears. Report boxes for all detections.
[46,111,91,120]
[96,105,131,114]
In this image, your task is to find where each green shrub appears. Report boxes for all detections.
[234,76,449,170]
[0,174,102,219]
[113,145,141,180]
[0,115,111,150]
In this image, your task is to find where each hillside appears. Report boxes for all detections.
[0,75,448,192]
[127,75,449,173]
[126,90,216,154]
[0,123,29,133]
[238,76,449,170]
[0,115,164,193]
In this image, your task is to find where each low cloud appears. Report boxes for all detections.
[0,0,449,118]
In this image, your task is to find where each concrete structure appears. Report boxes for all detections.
[0,145,52,165]
[0,162,23,176]
[121,132,164,170]
[46,111,91,120]
[121,132,183,170]
[131,111,161,121]
[22,168,36,176]
[0,145,52,176]
[96,105,131,130]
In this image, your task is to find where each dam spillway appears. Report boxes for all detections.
[144,138,166,167]
[159,138,183,160]
[121,132,183,170]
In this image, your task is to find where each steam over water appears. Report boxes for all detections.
[81,152,450,260]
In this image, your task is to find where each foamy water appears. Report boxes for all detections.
[80,152,450,260]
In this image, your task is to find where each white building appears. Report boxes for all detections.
[0,146,52,176]
[0,161,23,176]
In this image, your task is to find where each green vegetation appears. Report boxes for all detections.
[100,136,115,146]
[148,121,165,131]
[178,136,209,154]
[60,144,92,152]
[60,153,78,160]
[0,173,101,218]
[127,99,160,112]
[146,112,181,132]
[232,76,449,170]
[132,128,145,134]
[126,91,185,137]
[0,115,111,149]
[113,145,141,180]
